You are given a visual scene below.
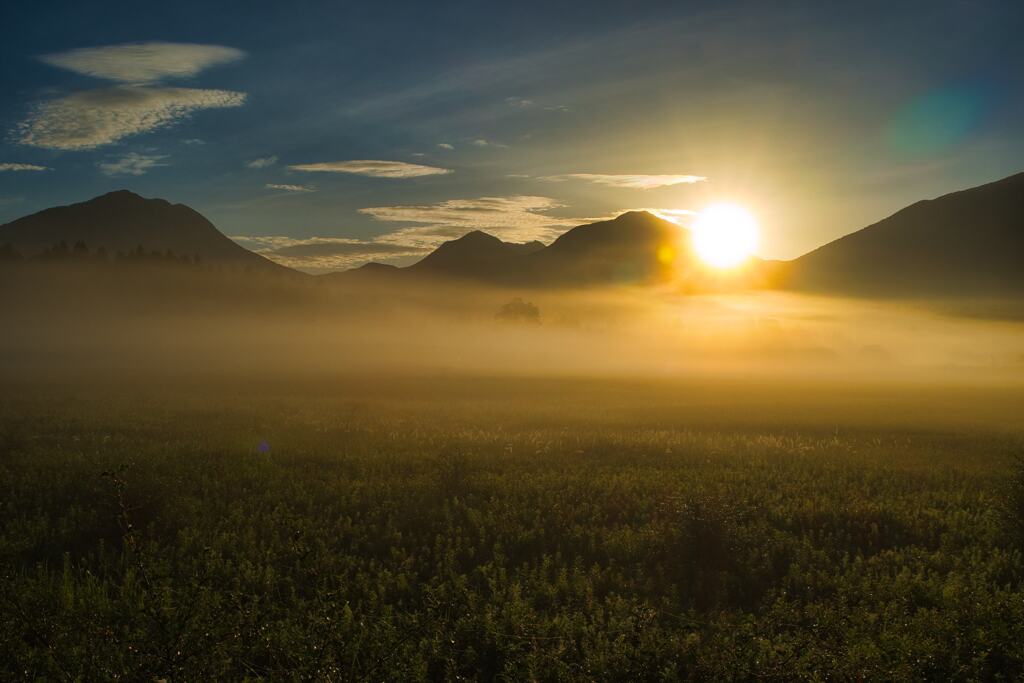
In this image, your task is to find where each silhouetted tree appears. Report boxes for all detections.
[495,297,541,324]
[38,241,71,260]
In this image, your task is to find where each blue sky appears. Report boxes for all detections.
[1,0,1022,271]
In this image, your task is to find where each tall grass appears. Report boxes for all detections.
[1,380,1023,680]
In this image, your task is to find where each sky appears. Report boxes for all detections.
[1,0,1022,272]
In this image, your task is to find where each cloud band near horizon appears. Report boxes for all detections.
[542,173,706,189]
[288,160,452,178]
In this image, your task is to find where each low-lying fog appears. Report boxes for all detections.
[3,265,1022,388]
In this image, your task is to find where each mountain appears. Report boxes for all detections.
[340,210,766,289]
[783,172,1024,297]
[16,170,1021,297]
[406,230,544,279]
[0,190,288,271]
[518,211,690,286]
[320,260,401,284]
[342,211,698,287]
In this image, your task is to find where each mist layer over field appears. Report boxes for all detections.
[2,264,1023,391]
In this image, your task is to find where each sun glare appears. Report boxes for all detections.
[691,203,760,268]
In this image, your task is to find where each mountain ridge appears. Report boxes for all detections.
[783,171,1024,296]
[0,190,290,272]
[407,230,546,278]
[4,170,1023,296]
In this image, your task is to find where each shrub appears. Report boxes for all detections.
[495,297,541,324]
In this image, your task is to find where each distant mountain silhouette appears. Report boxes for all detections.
[13,171,1022,298]
[338,210,762,288]
[330,173,1024,295]
[783,172,1024,296]
[353,261,401,274]
[518,211,690,285]
[335,211,696,287]
[321,260,401,284]
[0,190,288,271]
[407,230,545,279]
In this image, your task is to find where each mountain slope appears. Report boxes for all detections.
[407,230,545,280]
[385,211,693,286]
[784,172,1024,296]
[519,211,690,285]
[0,190,288,271]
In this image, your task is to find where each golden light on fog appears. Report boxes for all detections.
[691,204,760,268]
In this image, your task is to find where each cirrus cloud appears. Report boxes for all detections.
[247,156,278,169]
[15,86,246,151]
[542,173,707,189]
[39,42,245,84]
[288,160,451,178]
[0,163,50,172]
[505,96,535,108]
[14,42,247,151]
[266,183,315,193]
[98,152,168,176]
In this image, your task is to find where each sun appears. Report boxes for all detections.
[690,203,760,268]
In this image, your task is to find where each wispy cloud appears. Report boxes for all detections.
[472,138,508,148]
[39,42,245,85]
[246,155,278,169]
[437,143,454,150]
[266,183,315,193]
[15,86,246,150]
[288,160,452,178]
[181,138,205,146]
[0,163,50,172]
[505,96,535,108]
[504,98,567,113]
[15,42,247,150]
[542,173,707,189]
[361,195,593,248]
[97,152,168,176]
[232,235,428,272]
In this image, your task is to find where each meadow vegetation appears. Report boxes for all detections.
[2,377,1023,680]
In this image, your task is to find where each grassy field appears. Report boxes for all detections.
[2,377,1023,680]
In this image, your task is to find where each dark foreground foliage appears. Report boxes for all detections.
[1,382,1023,681]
